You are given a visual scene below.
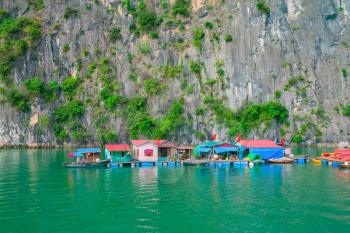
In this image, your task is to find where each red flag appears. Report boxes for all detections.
[211,134,217,141]
[236,134,241,142]
[280,138,285,146]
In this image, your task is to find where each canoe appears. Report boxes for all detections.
[183,159,208,166]
[311,158,322,164]
[63,160,110,168]
[267,157,294,164]
[252,159,265,165]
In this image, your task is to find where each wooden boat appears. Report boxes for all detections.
[252,159,264,165]
[183,159,208,166]
[63,160,110,168]
[267,157,294,164]
[64,148,110,168]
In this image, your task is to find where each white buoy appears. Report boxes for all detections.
[248,162,254,167]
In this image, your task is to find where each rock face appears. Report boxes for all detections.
[0,0,349,147]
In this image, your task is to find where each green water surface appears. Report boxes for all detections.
[0,148,349,233]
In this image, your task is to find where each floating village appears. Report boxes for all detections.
[63,137,350,169]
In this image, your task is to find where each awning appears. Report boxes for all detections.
[214,146,238,153]
[77,148,101,153]
[250,148,284,160]
[105,144,131,152]
[199,147,211,153]
[68,152,84,157]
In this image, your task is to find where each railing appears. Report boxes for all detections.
[112,155,132,163]
[158,157,168,162]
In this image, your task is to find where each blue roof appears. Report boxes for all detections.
[76,148,101,153]
[215,146,238,153]
[199,147,211,153]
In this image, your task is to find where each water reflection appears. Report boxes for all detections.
[1,149,350,233]
[133,167,160,231]
[335,168,350,181]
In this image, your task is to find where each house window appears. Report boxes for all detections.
[136,149,139,157]
[145,149,153,156]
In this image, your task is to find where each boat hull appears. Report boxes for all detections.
[312,158,321,164]
[339,163,350,169]
[267,158,294,164]
[183,160,208,166]
[63,160,110,168]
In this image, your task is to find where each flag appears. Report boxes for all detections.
[236,134,241,142]
[211,134,217,141]
[280,138,285,146]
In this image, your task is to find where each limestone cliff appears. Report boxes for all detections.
[0,0,349,147]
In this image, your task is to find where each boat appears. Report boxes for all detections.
[311,158,322,164]
[339,162,350,169]
[252,159,264,165]
[63,160,110,168]
[63,148,110,168]
[267,157,294,164]
[183,159,208,166]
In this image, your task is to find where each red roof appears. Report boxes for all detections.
[238,140,282,148]
[332,150,350,161]
[218,143,233,147]
[131,140,176,147]
[105,144,131,152]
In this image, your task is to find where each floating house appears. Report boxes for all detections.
[177,145,194,159]
[131,140,177,162]
[236,140,284,160]
[193,141,238,159]
[105,144,132,163]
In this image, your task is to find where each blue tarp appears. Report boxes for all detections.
[77,148,101,154]
[199,147,211,153]
[215,146,238,153]
[250,148,284,160]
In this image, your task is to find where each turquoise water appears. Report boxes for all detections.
[0,149,350,233]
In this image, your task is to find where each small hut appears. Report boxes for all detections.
[131,140,177,162]
[76,148,101,162]
[105,144,132,163]
[177,145,194,159]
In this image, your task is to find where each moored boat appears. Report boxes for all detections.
[183,159,208,166]
[311,158,322,163]
[339,162,350,169]
[267,157,294,164]
[63,160,110,168]
[63,148,110,168]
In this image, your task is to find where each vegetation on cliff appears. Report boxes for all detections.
[0,0,348,146]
